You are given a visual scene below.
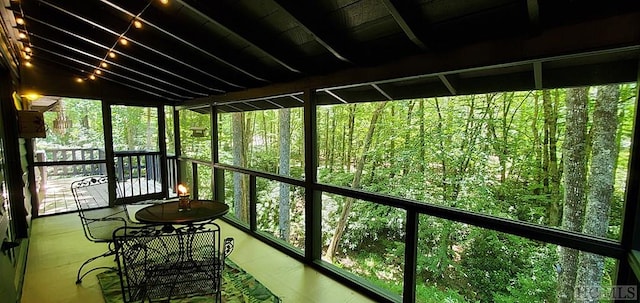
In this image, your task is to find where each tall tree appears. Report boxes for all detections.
[543,90,561,226]
[278,108,291,241]
[345,105,356,170]
[232,112,250,222]
[557,87,589,303]
[329,109,337,172]
[573,84,620,302]
[325,101,388,261]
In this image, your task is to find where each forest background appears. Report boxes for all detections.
[39,83,637,302]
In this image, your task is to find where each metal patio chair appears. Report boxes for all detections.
[71,175,144,284]
[113,222,234,303]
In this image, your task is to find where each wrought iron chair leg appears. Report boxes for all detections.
[75,249,116,284]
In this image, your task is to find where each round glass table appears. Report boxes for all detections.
[135,200,229,224]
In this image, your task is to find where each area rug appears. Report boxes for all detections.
[98,259,281,303]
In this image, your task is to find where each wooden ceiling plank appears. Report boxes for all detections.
[265,99,285,109]
[271,0,353,64]
[380,0,427,51]
[27,16,224,93]
[323,89,348,104]
[38,0,245,90]
[527,0,540,29]
[371,83,393,100]
[31,32,209,97]
[34,45,191,99]
[241,101,261,110]
[176,0,300,74]
[290,94,305,103]
[534,61,543,89]
[101,0,269,83]
[438,74,456,95]
[31,55,179,101]
[185,11,640,106]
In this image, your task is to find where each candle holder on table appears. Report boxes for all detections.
[177,184,191,211]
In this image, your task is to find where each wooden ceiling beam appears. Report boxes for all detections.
[271,0,353,64]
[31,33,208,97]
[38,0,244,89]
[32,46,187,99]
[533,61,543,90]
[26,16,224,93]
[20,57,177,103]
[176,0,300,74]
[381,0,428,51]
[438,75,457,95]
[185,11,640,106]
[100,0,269,83]
[372,84,393,101]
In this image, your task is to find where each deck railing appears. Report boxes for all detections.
[35,148,178,199]
[37,148,107,176]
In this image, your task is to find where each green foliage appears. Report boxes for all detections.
[210,85,636,303]
[459,229,533,302]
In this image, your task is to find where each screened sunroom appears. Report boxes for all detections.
[1,1,639,303]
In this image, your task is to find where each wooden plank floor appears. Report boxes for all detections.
[36,177,163,216]
[21,213,376,303]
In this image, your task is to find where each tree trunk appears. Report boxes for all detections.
[419,99,426,175]
[329,109,337,172]
[278,109,291,241]
[232,112,249,222]
[389,104,396,179]
[557,87,589,303]
[531,91,542,192]
[324,109,329,165]
[346,105,356,170]
[574,84,619,302]
[325,101,388,261]
[403,101,415,176]
[543,90,561,226]
[146,108,153,150]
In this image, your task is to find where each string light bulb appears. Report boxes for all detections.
[18,32,27,39]
[108,52,116,58]
[133,20,142,29]
[100,62,108,68]
[95,70,102,75]
[25,61,32,67]
[119,37,128,45]
[24,46,32,53]
[16,17,25,25]
[23,53,30,60]
[76,77,84,83]
[24,93,41,101]
[160,0,169,4]
[89,75,96,80]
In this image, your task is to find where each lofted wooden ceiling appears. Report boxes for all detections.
[1,0,639,110]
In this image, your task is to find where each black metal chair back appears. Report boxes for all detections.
[71,175,137,283]
[113,223,232,302]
